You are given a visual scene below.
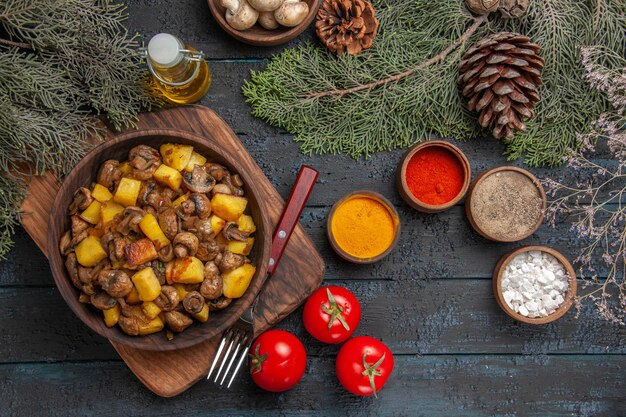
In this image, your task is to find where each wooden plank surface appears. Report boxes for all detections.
[1,356,623,417]
[1,1,624,415]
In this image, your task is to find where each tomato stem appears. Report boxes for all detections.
[361,351,385,398]
[249,343,268,374]
[321,288,350,331]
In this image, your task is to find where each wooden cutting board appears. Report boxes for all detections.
[20,105,325,397]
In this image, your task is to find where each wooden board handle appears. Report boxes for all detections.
[268,165,319,275]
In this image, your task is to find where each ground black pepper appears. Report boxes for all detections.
[470,170,542,241]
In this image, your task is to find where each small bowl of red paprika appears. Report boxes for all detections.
[397,140,471,213]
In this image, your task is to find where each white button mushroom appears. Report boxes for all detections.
[221,0,259,30]
[258,11,279,29]
[248,0,284,12]
[274,0,309,27]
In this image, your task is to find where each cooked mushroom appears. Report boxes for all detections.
[194,218,214,241]
[222,0,259,29]
[158,208,179,241]
[222,174,244,197]
[196,239,221,262]
[71,215,90,237]
[205,163,228,181]
[223,222,249,242]
[118,315,142,336]
[82,283,96,296]
[249,0,284,11]
[158,244,174,262]
[274,0,308,27]
[151,260,167,285]
[183,291,205,314]
[189,193,211,219]
[116,206,145,235]
[180,199,196,217]
[78,292,91,303]
[97,159,121,189]
[68,188,93,214]
[208,296,232,311]
[218,250,245,272]
[98,270,133,298]
[212,184,233,195]
[200,261,222,300]
[78,265,99,285]
[154,285,179,311]
[164,311,193,333]
[173,232,199,258]
[145,185,172,210]
[129,145,161,180]
[183,165,216,194]
[59,231,72,255]
[181,215,199,231]
[110,237,127,263]
[138,180,157,206]
[90,292,117,310]
[65,253,82,290]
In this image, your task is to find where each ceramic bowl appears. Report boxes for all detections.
[465,166,546,242]
[493,245,577,324]
[47,129,272,351]
[207,0,321,46]
[327,190,400,264]
[396,141,471,213]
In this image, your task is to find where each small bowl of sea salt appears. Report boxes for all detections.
[493,246,577,324]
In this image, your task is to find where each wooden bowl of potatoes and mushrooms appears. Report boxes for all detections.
[48,129,272,351]
[207,0,321,46]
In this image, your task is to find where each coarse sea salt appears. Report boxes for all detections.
[501,250,570,318]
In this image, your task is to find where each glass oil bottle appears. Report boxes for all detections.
[144,33,211,105]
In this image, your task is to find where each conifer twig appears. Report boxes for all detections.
[0,38,29,49]
[302,14,487,99]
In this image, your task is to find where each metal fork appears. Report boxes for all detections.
[206,303,255,388]
[206,165,319,388]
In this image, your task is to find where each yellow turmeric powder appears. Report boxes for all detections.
[330,195,397,259]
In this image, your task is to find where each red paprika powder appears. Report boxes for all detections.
[405,146,464,205]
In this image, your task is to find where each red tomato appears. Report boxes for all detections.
[336,336,394,397]
[303,286,361,344]
[249,330,306,392]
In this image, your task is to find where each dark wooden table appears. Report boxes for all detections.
[1,1,624,416]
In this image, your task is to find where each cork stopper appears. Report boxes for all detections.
[147,33,184,68]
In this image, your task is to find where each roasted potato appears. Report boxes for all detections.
[184,151,207,172]
[131,267,162,301]
[139,213,170,250]
[91,183,113,202]
[222,263,256,298]
[114,177,142,207]
[75,235,107,267]
[211,193,248,221]
[160,143,193,171]
[166,256,205,284]
[79,200,101,225]
[153,164,183,191]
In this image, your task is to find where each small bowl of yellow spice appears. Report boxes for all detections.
[327,191,401,264]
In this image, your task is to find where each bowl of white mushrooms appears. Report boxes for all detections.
[207,0,321,46]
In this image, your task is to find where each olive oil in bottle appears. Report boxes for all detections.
[145,33,211,105]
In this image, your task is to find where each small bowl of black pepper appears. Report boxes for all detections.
[465,166,546,242]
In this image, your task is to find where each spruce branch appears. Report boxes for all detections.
[0,38,29,49]
[243,0,626,166]
[303,14,488,99]
[0,0,157,258]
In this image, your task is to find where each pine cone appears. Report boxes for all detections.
[315,0,379,56]
[499,0,530,18]
[457,32,544,140]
